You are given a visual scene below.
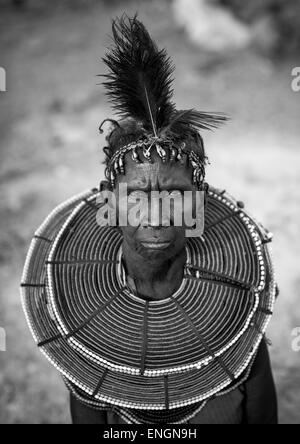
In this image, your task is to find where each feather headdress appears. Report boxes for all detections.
[99,14,228,188]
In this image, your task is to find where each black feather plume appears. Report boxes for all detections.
[101,14,228,139]
[161,110,228,138]
[101,14,175,136]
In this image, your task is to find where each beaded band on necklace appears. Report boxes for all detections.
[20,187,276,411]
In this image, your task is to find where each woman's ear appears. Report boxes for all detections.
[99,179,113,192]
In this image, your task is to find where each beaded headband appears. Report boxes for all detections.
[103,132,206,189]
[99,15,227,190]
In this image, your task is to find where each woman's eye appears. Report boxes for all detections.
[128,191,143,197]
[128,191,147,201]
[169,190,184,196]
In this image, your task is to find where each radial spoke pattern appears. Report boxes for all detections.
[21,187,276,411]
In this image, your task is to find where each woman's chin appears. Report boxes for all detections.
[137,242,176,262]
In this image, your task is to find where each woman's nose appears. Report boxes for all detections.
[140,197,173,227]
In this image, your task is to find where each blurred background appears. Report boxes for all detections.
[0,0,300,424]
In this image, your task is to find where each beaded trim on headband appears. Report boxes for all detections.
[20,186,276,410]
[106,136,205,189]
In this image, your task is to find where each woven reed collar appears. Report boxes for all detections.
[21,186,276,410]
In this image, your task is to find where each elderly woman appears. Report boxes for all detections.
[21,16,278,424]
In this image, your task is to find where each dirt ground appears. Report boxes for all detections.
[0,0,300,424]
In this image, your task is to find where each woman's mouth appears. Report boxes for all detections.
[140,241,171,250]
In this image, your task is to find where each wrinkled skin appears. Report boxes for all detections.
[114,151,197,301]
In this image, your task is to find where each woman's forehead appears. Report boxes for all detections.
[117,155,194,189]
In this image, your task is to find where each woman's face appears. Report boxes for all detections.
[115,152,196,264]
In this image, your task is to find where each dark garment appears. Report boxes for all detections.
[70,340,278,425]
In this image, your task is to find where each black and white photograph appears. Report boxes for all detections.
[0,0,300,427]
